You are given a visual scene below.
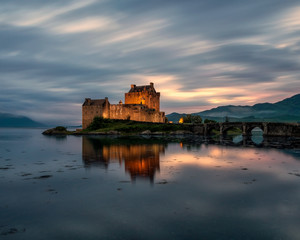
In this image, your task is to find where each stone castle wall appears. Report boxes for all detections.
[82,103,165,129]
[125,91,160,112]
[82,105,103,129]
[109,104,164,123]
[82,98,110,129]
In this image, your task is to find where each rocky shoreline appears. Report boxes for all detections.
[42,128,194,136]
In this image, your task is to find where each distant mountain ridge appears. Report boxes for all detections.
[0,112,45,127]
[167,94,300,123]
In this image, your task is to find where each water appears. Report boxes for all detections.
[1,128,300,240]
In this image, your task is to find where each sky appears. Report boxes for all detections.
[1,0,300,125]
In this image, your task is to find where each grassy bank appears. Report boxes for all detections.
[43,119,246,136]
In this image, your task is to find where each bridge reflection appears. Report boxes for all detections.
[82,137,165,182]
[203,134,300,148]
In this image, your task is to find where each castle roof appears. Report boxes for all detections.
[82,98,108,106]
[128,83,156,93]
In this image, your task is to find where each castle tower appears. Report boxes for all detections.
[125,82,160,111]
[82,97,110,129]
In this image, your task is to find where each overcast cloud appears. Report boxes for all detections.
[0,0,300,125]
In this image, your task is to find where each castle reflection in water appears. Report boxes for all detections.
[82,134,299,182]
[82,137,166,182]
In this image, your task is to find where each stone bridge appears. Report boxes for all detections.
[192,122,300,137]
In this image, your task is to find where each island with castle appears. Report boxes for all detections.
[82,82,165,129]
[43,82,300,141]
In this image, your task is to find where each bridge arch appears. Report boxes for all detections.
[204,123,220,136]
[222,124,243,136]
[250,126,263,134]
[245,123,266,136]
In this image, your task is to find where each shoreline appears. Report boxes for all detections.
[42,128,300,149]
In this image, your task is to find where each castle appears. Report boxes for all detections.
[82,82,165,129]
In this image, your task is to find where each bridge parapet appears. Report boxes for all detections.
[264,122,300,137]
[191,122,300,137]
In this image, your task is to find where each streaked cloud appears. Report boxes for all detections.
[0,0,300,125]
[52,17,115,34]
[1,0,97,27]
[279,7,300,31]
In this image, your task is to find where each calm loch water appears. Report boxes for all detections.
[1,128,300,240]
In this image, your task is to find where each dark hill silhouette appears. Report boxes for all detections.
[0,112,45,127]
[167,94,300,123]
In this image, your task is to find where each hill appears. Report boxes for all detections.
[167,94,300,123]
[0,112,45,127]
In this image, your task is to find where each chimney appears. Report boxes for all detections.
[150,82,154,88]
[105,97,108,105]
[131,84,136,89]
[85,98,91,104]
